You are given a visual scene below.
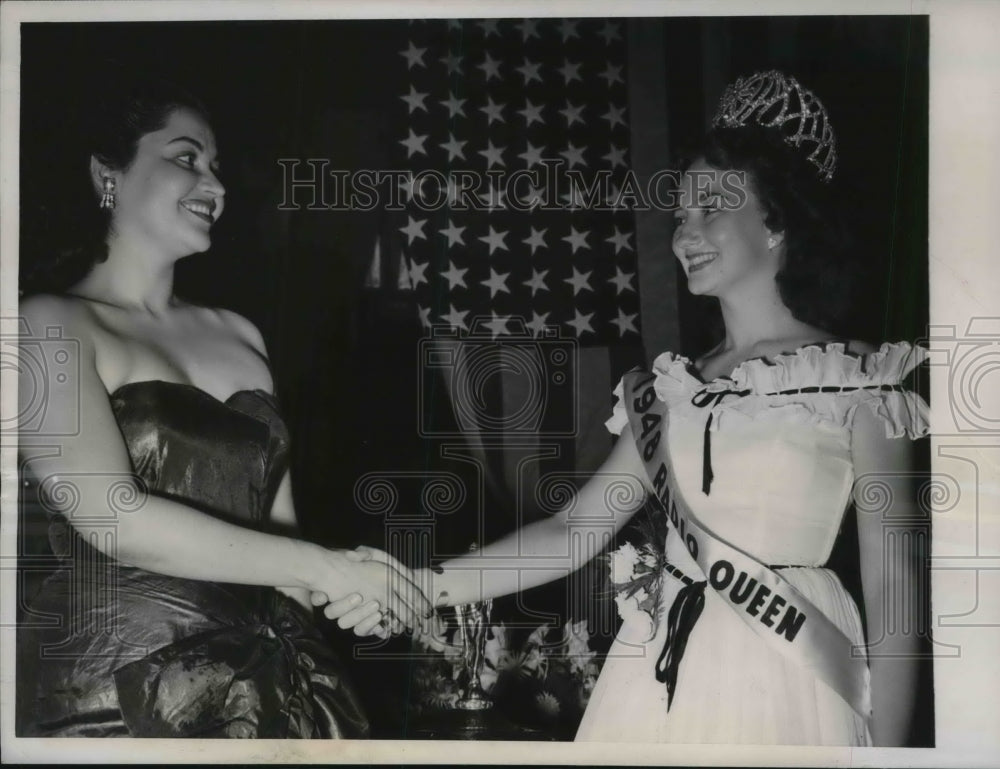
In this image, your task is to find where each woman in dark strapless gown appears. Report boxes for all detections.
[18,383,369,737]
[16,78,426,737]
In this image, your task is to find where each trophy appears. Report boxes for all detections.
[453,597,493,710]
[451,542,493,710]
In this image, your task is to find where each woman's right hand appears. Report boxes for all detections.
[306,549,431,636]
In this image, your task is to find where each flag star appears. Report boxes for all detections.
[518,99,545,126]
[477,19,501,37]
[400,215,428,245]
[600,63,625,86]
[558,59,583,85]
[524,183,547,209]
[477,182,507,211]
[440,52,463,75]
[606,183,626,211]
[517,18,541,41]
[417,305,433,328]
[603,104,628,129]
[440,92,467,118]
[523,227,549,255]
[439,220,467,248]
[484,312,512,338]
[526,310,551,336]
[399,129,428,158]
[606,226,634,254]
[565,267,594,295]
[478,225,509,255]
[524,268,550,296]
[562,226,590,254]
[405,256,429,287]
[559,101,585,127]
[440,133,466,161]
[559,19,580,41]
[478,52,502,81]
[603,144,628,168]
[399,42,427,69]
[398,173,425,202]
[400,85,429,114]
[480,97,505,125]
[560,187,588,212]
[609,266,636,295]
[442,303,470,331]
[482,268,512,298]
[441,261,469,289]
[517,59,543,85]
[518,141,546,167]
[566,309,595,337]
[559,142,587,169]
[599,20,622,44]
[478,140,506,168]
[610,308,639,337]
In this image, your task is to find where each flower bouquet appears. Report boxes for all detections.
[606,504,669,640]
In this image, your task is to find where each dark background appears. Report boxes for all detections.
[19,15,931,741]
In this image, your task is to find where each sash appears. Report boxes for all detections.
[621,370,872,720]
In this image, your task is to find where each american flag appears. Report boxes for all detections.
[385,17,641,347]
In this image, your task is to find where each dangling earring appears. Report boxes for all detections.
[767,236,777,249]
[99,177,116,211]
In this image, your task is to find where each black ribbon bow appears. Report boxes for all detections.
[654,579,708,710]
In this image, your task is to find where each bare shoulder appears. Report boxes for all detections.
[19,293,97,343]
[204,307,268,358]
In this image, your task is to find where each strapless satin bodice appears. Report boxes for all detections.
[109,381,290,525]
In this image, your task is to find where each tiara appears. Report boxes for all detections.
[712,70,837,182]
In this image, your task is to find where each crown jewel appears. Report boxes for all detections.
[712,70,837,182]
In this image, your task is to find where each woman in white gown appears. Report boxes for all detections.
[372,71,929,746]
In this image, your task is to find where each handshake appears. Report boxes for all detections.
[305,545,441,640]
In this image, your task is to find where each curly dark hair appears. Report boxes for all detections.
[20,77,211,295]
[682,123,857,337]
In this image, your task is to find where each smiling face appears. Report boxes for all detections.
[107,108,225,258]
[672,158,781,299]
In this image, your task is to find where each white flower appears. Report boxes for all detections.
[614,589,655,641]
[518,646,547,678]
[479,664,498,693]
[525,623,551,649]
[535,691,561,718]
[609,542,641,584]
[562,619,596,674]
[484,624,509,671]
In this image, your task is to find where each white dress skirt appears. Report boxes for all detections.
[575,343,929,745]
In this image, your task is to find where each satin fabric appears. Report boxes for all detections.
[17,380,369,738]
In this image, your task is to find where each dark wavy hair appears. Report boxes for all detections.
[681,123,857,337]
[20,77,211,295]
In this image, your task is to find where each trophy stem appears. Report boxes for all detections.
[454,598,493,710]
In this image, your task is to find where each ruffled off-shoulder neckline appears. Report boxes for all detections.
[651,341,927,395]
[604,341,929,441]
